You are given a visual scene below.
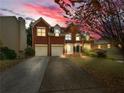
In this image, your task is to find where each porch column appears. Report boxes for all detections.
[80,44,82,54]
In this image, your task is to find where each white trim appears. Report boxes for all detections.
[37,27,46,29]
[51,44,64,47]
[35,44,48,47]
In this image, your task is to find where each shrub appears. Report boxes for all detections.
[0,51,5,60]
[24,47,35,57]
[18,50,25,59]
[6,50,17,59]
[89,51,97,57]
[0,47,17,60]
[82,48,97,57]
[82,48,90,56]
[95,49,107,58]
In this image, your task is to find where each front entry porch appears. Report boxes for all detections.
[64,43,82,55]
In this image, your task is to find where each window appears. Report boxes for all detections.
[107,44,111,48]
[65,34,71,40]
[118,44,122,48]
[37,27,46,36]
[55,33,59,37]
[86,35,90,41]
[76,34,80,41]
[54,29,60,37]
[98,45,101,49]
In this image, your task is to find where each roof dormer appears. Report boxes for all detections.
[54,24,61,37]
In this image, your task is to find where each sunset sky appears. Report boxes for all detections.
[0,0,68,27]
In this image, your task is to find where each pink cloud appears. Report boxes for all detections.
[0,13,3,16]
[24,3,68,23]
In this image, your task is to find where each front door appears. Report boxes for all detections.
[76,45,80,53]
[65,44,73,54]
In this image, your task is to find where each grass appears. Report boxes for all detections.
[0,59,22,72]
[107,47,124,60]
[68,56,124,93]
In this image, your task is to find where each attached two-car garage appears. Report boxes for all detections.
[35,44,64,56]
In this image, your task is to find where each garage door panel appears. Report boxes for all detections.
[35,45,47,56]
[51,45,63,56]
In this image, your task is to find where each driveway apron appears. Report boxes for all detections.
[40,57,108,93]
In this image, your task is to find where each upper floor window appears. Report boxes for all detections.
[98,45,101,49]
[107,44,111,48]
[65,34,72,40]
[54,29,60,37]
[37,27,46,36]
[76,34,80,41]
[54,25,61,37]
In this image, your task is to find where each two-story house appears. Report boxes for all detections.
[32,17,83,56]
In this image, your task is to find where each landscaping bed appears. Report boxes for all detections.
[0,60,22,72]
[68,56,124,93]
[0,47,35,72]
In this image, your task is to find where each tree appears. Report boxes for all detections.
[55,0,124,55]
[26,22,33,47]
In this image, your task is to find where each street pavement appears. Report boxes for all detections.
[40,57,108,93]
[0,57,49,93]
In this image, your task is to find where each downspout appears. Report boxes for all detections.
[48,27,51,56]
[18,19,20,55]
[48,36,51,56]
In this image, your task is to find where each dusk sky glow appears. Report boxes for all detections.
[0,0,68,27]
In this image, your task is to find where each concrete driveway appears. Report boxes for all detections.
[0,57,49,93]
[40,57,108,93]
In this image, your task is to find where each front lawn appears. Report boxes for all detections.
[107,47,124,60]
[0,60,22,72]
[68,56,124,93]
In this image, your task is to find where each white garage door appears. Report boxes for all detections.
[51,44,63,56]
[35,44,48,56]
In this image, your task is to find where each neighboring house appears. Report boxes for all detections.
[0,16,27,54]
[94,39,111,49]
[32,17,85,56]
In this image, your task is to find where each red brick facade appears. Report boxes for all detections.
[32,17,50,47]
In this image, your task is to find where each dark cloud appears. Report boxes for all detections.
[25,17,35,21]
[0,8,35,21]
[47,5,58,10]
[0,8,25,17]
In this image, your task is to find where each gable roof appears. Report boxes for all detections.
[49,24,65,33]
[65,23,80,33]
[94,39,110,45]
[32,17,51,28]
